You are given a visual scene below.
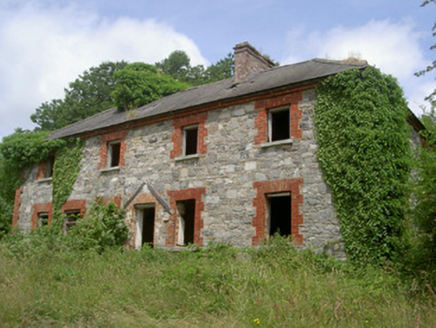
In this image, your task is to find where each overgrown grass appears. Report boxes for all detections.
[1,237,435,327]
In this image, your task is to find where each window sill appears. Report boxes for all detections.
[100,166,120,173]
[36,177,52,184]
[260,139,293,148]
[175,154,200,162]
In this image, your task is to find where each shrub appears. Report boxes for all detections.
[66,200,128,252]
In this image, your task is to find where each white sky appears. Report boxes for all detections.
[0,0,435,139]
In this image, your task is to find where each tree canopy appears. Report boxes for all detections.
[31,61,128,131]
[111,63,189,112]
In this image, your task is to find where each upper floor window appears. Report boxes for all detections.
[183,125,199,156]
[170,112,208,159]
[36,155,55,181]
[269,107,290,142]
[97,131,128,170]
[108,140,121,167]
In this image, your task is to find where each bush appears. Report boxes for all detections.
[66,200,128,252]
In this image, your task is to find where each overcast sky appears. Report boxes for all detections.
[1,0,435,139]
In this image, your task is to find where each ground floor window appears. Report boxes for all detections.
[38,212,49,226]
[267,193,291,237]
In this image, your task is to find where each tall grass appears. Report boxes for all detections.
[1,237,435,327]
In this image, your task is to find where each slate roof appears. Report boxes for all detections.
[48,58,367,140]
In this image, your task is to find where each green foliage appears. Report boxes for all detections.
[52,137,85,221]
[0,237,435,326]
[409,111,436,270]
[416,1,436,107]
[31,61,128,131]
[315,66,412,266]
[156,50,235,86]
[111,62,189,111]
[0,130,65,236]
[67,200,128,252]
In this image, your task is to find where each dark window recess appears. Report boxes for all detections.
[141,207,155,247]
[184,126,198,156]
[270,109,290,141]
[47,155,55,178]
[63,210,81,230]
[109,142,121,167]
[177,199,196,245]
[38,212,49,226]
[268,195,291,236]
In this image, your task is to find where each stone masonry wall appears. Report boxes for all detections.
[15,87,342,251]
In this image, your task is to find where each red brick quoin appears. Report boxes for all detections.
[31,202,53,228]
[252,178,304,245]
[254,92,303,144]
[170,112,208,158]
[167,188,206,246]
[97,130,128,169]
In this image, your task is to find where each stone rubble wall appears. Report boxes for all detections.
[16,88,344,253]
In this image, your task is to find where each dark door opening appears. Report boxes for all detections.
[141,206,155,247]
[268,194,291,237]
[176,199,196,245]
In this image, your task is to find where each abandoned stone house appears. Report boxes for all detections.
[11,42,424,251]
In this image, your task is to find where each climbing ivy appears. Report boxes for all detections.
[52,137,85,226]
[315,66,412,266]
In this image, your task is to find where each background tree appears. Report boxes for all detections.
[111,63,189,111]
[31,61,128,131]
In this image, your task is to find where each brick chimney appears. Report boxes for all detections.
[233,42,275,83]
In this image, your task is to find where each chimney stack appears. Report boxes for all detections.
[233,42,274,83]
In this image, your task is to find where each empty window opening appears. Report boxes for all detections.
[269,108,290,142]
[183,125,198,156]
[135,205,156,249]
[108,141,121,167]
[267,194,291,237]
[46,155,55,178]
[176,199,196,245]
[38,212,49,226]
[63,210,81,231]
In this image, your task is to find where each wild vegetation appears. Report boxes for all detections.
[1,234,435,327]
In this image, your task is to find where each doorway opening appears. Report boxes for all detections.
[176,199,196,246]
[135,204,155,248]
[267,193,291,237]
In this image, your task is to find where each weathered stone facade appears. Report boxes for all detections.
[13,42,424,255]
[14,85,342,250]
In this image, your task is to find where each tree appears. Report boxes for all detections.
[31,61,128,131]
[156,50,235,86]
[111,63,189,111]
[416,1,436,107]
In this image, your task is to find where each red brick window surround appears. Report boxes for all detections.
[167,187,206,246]
[125,193,161,248]
[254,92,303,145]
[31,202,53,229]
[252,178,304,245]
[61,199,87,216]
[97,131,128,170]
[170,112,208,159]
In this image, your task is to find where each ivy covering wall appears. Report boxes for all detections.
[52,137,85,225]
[315,66,412,266]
